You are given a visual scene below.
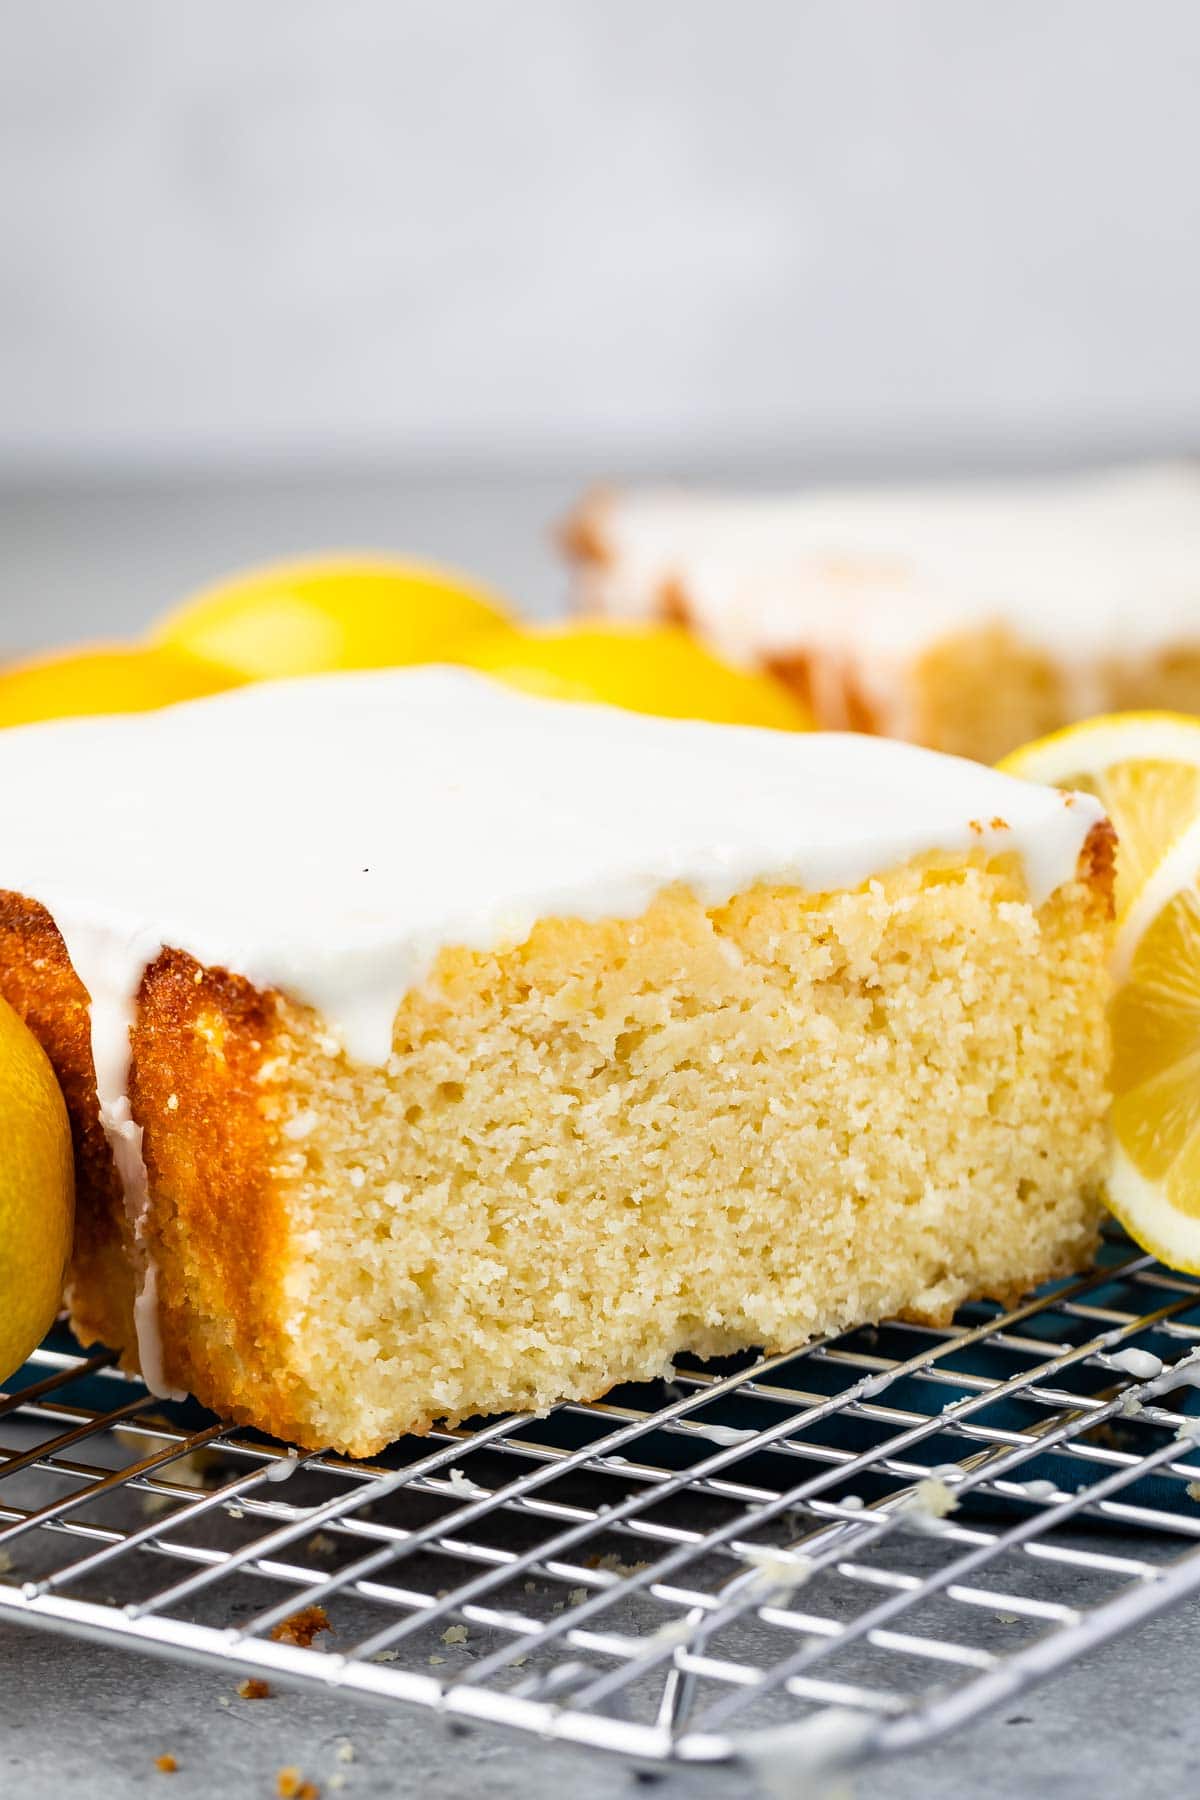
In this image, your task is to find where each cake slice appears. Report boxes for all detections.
[0,669,1112,1455]
[565,463,1200,763]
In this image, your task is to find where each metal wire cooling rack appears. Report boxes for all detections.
[6,1231,1200,1788]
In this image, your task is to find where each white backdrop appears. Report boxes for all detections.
[3,0,1199,475]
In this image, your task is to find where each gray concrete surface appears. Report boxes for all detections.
[5,1585,1200,1799]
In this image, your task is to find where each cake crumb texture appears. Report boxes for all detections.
[1,843,1110,1458]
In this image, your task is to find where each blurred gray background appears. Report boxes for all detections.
[6,10,1200,1796]
[2,0,1199,646]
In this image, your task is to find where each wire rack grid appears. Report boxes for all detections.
[5,1231,1200,1788]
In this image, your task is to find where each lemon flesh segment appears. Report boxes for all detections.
[0,995,74,1382]
[154,557,513,682]
[460,623,812,731]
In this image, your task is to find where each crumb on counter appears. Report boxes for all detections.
[154,1754,178,1774]
[236,1677,272,1700]
[270,1603,333,1647]
[441,1624,468,1645]
[276,1770,319,1800]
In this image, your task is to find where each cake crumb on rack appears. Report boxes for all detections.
[737,1546,814,1593]
[335,1741,355,1764]
[237,1677,272,1699]
[270,1604,333,1647]
[900,1477,960,1532]
[442,1624,468,1645]
[154,1754,178,1774]
[586,1553,651,1577]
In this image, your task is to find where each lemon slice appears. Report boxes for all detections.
[1000,712,1200,944]
[1001,712,1200,1270]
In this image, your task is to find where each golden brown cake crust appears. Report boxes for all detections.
[559,485,616,569]
[128,948,297,1429]
[0,895,305,1432]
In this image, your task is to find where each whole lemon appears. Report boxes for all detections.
[459,621,812,731]
[0,995,74,1383]
[153,555,513,682]
[0,644,240,730]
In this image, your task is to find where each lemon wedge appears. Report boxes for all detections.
[0,995,73,1382]
[1001,712,1200,1269]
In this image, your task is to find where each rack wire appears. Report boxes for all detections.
[5,1229,1200,1787]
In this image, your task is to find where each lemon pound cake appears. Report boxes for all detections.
[566,463,1200,763]
[0,669,1112,1455]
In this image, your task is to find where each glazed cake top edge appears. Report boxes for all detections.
[2,666,1102,1077]
[578,462,1200,664]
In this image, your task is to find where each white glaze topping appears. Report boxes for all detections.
[0,667,1103,1385]
[581,463,1200,706]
